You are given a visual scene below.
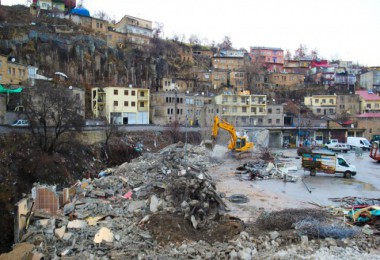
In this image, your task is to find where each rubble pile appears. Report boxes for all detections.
[3,143,380,259]
[235,160,298,182]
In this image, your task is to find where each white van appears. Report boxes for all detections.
[347,137,371,151]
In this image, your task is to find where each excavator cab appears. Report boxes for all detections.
[205,116,254,157]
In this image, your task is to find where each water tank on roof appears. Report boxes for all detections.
[70,5,90,17]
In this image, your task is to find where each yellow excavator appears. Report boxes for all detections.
[205,115,254,158]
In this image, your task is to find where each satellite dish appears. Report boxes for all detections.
[69,86,73,90]
[11,58,16,62]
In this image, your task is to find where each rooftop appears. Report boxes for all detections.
[356,90,380,101]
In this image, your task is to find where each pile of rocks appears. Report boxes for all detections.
[5,142,380,259]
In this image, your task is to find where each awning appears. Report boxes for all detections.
[0,84,23,93]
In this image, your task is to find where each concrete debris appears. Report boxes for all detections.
[235,160,298,182]
[67,220,87,229]
[94,227,114,243]
[5,143,380,259]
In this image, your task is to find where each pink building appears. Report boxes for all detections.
[249,47,284,72]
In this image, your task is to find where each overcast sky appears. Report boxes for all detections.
[3,0,380,66]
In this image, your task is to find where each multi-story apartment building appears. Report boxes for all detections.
[335,94,360,116]
[149,91,211,126]
[213,91,267,126]
[360,70,380,91]
[115,15,153,41]
[356,90,380,114]
[92,86,149,124]
[249,47,284,72]
[263,104,284,126]
[0,55,29,85]
[304,95,337,117]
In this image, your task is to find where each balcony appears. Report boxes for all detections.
[138,95,149,101]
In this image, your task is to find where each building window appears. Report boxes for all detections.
[268,119,272,124]
[317,108,321,113]
[114,101,118,106]
[242,107,247,113]
[233,96,237,102]
[167,108,170,115]
[232,107,237,113]
[329,99,334,104]
[268,108,272,114]
[140,91,145,97]
[259,107,263,112]
[276,119,280,124]
[132,90,136,96]
[322,99,326,103]
[124,101,128,106]
[124,90,128,95]
[251,107,257,113]
[114,89,118,95]
[258,118,263,124]
[131,101,136,107]
[276,108,281,114]
[241,97,245,103]
[329,109,334,114]
[315,99,319,103]
[140,102,144,107]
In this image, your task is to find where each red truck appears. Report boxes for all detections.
[370,142,380,162]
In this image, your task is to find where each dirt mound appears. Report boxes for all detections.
[144,212,243,244]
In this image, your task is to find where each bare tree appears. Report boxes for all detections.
[218,36,233,50]
[93,10,112,22]
[294,44,308,60]
[153,22,164,38]
[243,54,267,90]
[285,49,292,60]
[22,81,84,154]
[188,34,201,45]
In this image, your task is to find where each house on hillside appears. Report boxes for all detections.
[266,72,304,89]
[114,15,152,45]
[91,86,150,125]
[360,70,380,91]
[249,47,284,72]
[356,90,380,114]
[304,95,337,118]
[0,55,28,85]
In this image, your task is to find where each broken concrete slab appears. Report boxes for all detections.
[93,227,114,243]
[55,226,66,239]
[67,220,87,229]
[127,200,146,213]
[149,195,159,213]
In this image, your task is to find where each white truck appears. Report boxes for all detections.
[302,152,356,178]
[347,137,371,151]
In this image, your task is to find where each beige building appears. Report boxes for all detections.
[150,91,211,126]
[114,15,152,45]
[356,113,380,140]
[266,72,304,88]
[214,92,267,126]
[356,90,380,114]
[92,86,150,124]
[0,55,29,85]
[336,94,360,116]
[263,104,284,126]
[304,95,337,117]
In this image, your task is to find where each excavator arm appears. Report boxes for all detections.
[212,115,237,150]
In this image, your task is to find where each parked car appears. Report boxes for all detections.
[324,139,339,149]
[329,143,350,153]
[11,119,29,126]
[347,137,371,151]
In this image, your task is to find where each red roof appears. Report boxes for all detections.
[356,90,380,101]
[357,113,380,118]
[310,60,330,68]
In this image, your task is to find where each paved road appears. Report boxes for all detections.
[251,148,380,206]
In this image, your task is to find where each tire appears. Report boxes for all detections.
[310,169,317,176]
[362,147,366,151]
[344,171,352,178]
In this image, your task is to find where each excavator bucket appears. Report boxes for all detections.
[204,139,215,150]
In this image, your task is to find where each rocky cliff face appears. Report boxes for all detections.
[0,5,185,88]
